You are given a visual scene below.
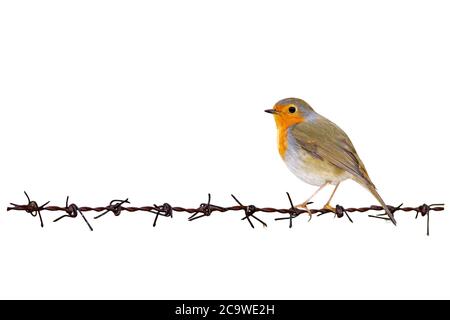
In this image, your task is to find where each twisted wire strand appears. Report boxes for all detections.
[6,191,445,235]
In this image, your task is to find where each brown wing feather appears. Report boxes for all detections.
[291,115,375,188]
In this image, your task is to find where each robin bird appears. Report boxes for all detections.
[265,98,396,225]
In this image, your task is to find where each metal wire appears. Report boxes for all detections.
[6,191,445,235]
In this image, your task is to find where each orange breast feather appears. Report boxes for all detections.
[274,115,303,159]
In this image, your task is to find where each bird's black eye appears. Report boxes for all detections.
[288,106,296,113]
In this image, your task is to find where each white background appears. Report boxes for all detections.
[0,1,449,300]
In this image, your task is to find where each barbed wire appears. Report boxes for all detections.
[6,191,445,235]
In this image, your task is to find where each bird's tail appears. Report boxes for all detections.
[366,185,397,225]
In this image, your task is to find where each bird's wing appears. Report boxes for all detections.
[290,116,375,188]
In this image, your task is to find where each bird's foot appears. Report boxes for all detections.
[295,202,313,221]
[322,203,336,214]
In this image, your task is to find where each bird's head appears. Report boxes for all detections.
[265,98,315,129]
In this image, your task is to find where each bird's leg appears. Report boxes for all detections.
[322,182,340,214]
[296,182,328,221]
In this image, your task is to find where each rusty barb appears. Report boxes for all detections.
[53,196,93,231]
[6,192,445,235]
[8,191,49,228]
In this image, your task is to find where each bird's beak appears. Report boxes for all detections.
[265,109,279,115]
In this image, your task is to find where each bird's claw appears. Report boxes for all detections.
[296,202,313,221]
[322,203,336,216]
